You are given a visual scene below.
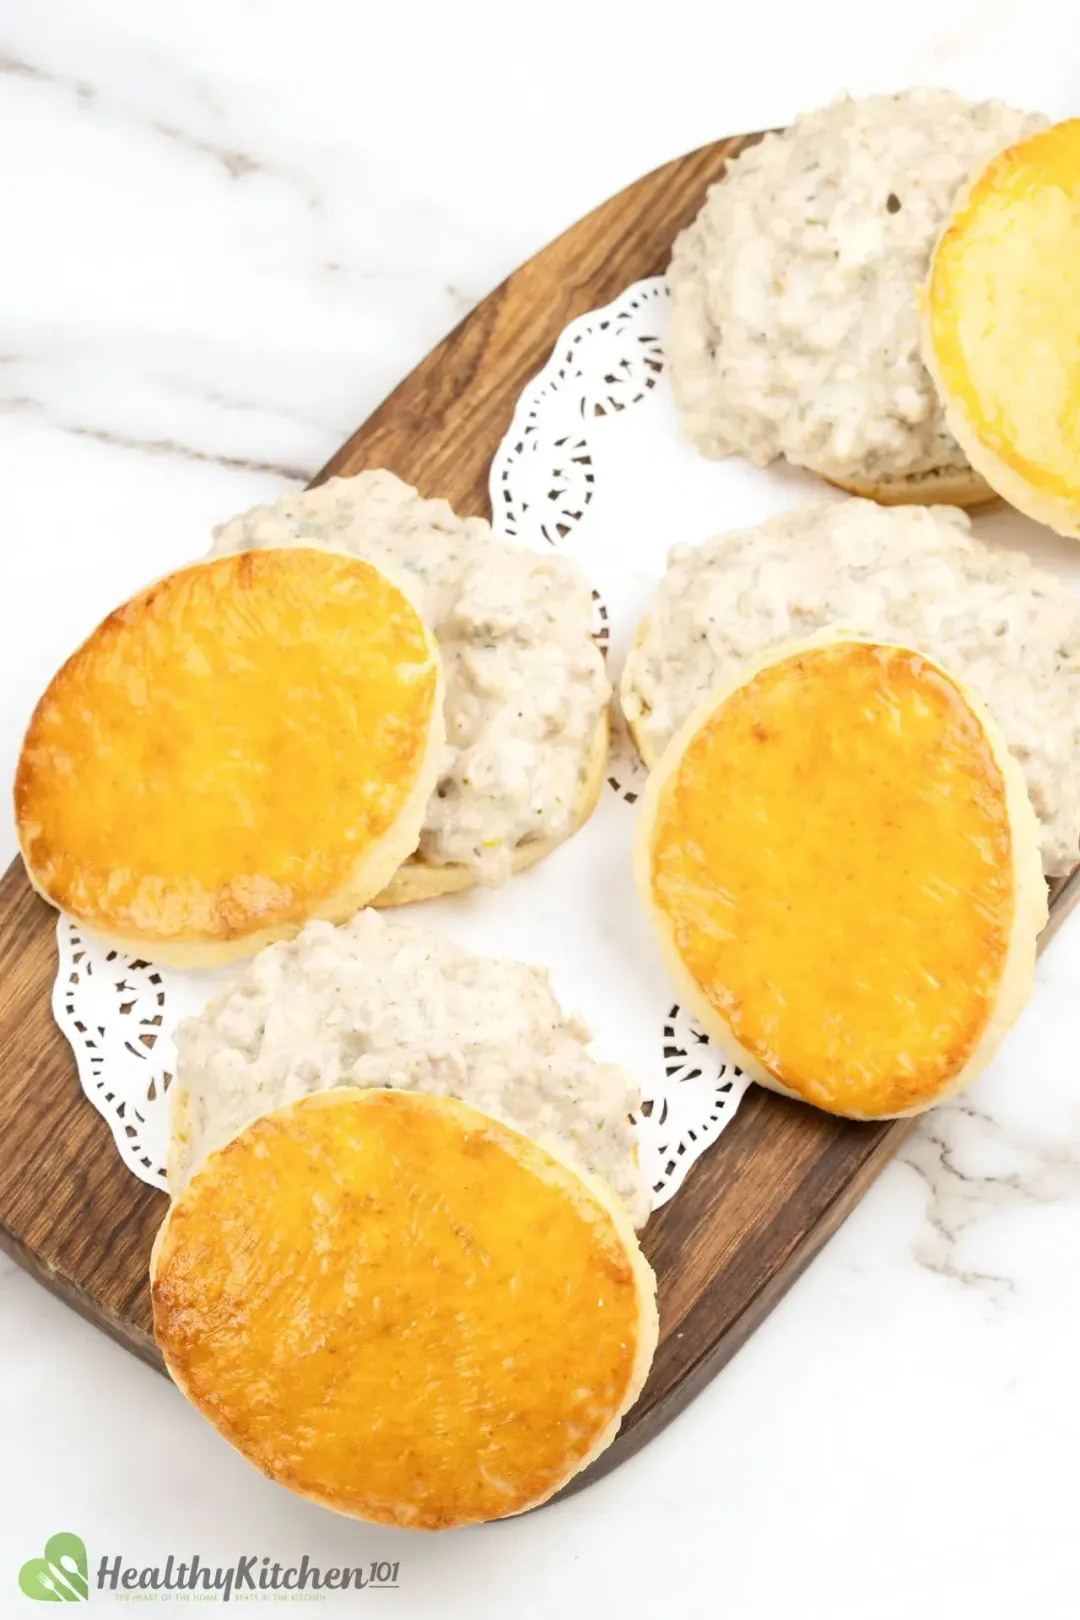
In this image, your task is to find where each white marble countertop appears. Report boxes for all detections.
[3,2,1080,1615]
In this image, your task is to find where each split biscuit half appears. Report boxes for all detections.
[923,118,1080,538]
[15,549,442,965]
[635,636,1046,1119]
[151,1088,658,1530]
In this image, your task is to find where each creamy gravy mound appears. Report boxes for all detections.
[625,500,1080,876]
[172,910,648,1226]
[667,90,1044,487]
[212,471,610,885]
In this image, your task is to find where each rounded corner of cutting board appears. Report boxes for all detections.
[0,127,1077,1504]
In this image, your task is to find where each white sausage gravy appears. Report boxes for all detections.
[666,90,1044,487]
[170,909,648,1226]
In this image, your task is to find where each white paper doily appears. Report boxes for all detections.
[51,275,756,1209]
[52,922,233,1185]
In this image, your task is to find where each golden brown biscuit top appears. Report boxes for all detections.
[15,549,439,952]
[152,1089,653,1530]
[641,642,1017,1117]
[925,119,1080,524]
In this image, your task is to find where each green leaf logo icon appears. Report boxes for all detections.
[18,1534,88,1602]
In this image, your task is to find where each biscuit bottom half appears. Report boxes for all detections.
[151,1089,658,1529]
[635,638,1046,1120]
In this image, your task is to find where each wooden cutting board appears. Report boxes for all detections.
[2,132,1079,1499]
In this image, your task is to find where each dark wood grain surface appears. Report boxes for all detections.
[2,132,1078,1495]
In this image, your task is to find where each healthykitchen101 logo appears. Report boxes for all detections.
[19,1534,89,1602]
[18,1533,401,1603]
